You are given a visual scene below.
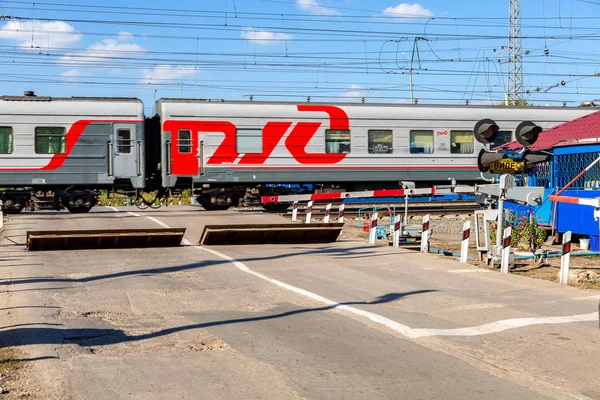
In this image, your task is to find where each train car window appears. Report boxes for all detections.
[237,129,262,153]
[178,130,192,154]
[491,130,512,148]
[368,130,393,154]
[116,129,132,154]
[450,130,474,154]
[409,130,434,154]
[0,127,13,154]
[35,127,66,154]
[325,130,351,153]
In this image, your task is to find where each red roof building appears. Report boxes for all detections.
[502,110,600,151]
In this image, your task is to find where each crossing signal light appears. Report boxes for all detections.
[473,118,499,145]
[477,148,504,172]
[522,150,551,173]
[515,121,543,147]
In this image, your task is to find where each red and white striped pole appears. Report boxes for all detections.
[338,203,345,223]
[368,212,379,244]
[460,221,471,263]
[420,214,430,253]
[324,203,332,223]
[500,227,512,274]
[305,201,313,224]
[560,231,572,285]
[393,215,401,248]
[291,201,299,222]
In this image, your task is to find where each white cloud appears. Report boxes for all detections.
[0,20,81,49]
[60,38,145,66]
[296,0,340,15]
[382,3,433,19]
[61,69,82,77]
[340,84,364,99]
[141,65,199,84]
[240,28,292,44]
[118,31,134,40]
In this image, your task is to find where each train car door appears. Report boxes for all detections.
[112,123,140,178]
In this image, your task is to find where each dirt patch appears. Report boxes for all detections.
[0,347,39,399]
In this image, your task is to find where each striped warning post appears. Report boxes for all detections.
[305,201,313,224]
[393,215,401,248]
[560,231,572,285]
[338,204,345,224]
[291,201,299,222]
[500,227,512,274]
[368,212,379,245]
[460,220,470,263]
[324,203,332,223]
[420,214,430,253]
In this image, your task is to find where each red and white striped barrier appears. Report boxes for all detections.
[420,214,430,253]
[338,203,345,224]
[368,212,379,244]
[262,187,445,204]
[291,201,299,222]
[305,201,313,224]
[560,231,572,285]
[392,215,401,248]
[548,195,600,207]
[500,227,512,274]
[324,203,332,223]
[460,221,470,263]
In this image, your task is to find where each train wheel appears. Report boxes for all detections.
[65,205,92,214]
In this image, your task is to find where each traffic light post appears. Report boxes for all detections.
[472,118,548,268]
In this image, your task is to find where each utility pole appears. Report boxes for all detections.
[401,52,413,104]
[508,0,524,105]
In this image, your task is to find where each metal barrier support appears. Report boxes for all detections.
[560,231,572,285]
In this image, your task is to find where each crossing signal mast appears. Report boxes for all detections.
[508,0,524,104]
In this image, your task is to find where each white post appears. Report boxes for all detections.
[404,194,409,224]
[420,214,430,253]
[338,203,345,224]
[560,231,572,285]
[368,212,379,244]
[500,227,512,274]
[393,215,401,248]
[0,200,3,231]
[324,203,332,223]
[305,201,313,224]
[291,201,299,222]
[460,220,471,263]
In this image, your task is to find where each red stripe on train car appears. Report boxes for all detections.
[1,119,143,171]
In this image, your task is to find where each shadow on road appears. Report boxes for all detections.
[0,290,435,349]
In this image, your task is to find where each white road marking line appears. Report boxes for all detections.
[105,206,120,212]
[123,211,600,339]
[448,269,491,274]
[408,312,599,338]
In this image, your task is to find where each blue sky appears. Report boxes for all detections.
[1,0,600,111]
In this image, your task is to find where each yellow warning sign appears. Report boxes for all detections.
[490,157,525,174]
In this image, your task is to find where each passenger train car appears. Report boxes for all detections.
[153,99,595,209]
[0,92,596,212]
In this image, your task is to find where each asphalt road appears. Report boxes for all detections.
[0,206,598,400]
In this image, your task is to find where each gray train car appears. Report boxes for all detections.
[0,93,146,213]
[154,99,595,210]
